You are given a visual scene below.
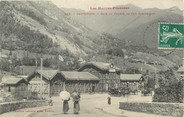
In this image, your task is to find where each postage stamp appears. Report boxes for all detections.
[158,23,184,49]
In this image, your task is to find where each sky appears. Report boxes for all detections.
[50,0,184,11]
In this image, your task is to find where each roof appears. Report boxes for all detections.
[1,75,28,85]
[78,62,121,72]
[120,74,142,81]
[61,71,99,81]
[36,70,58,80]
[177,67,184,73]
[19,66,52,75]
[27,70,59,81]
[0,52,8,58]
[0,75,3,82]
[0,83,4,86]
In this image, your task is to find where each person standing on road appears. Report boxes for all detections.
[63,98,70,114]
[71,90,81,114]
[107,96,111,105]
[60,91,71,114]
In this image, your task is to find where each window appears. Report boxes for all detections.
[8,86,11,92]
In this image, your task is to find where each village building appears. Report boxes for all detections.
[0,75,29,101]
[177,67,184,78]
[61,71,99,93]
[120,74,142,93]
[27,70,63,98]
[78,62,121,92]
[27,70,100,97]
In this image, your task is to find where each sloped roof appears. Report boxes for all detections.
[61,71,99,81]
[78,62,120,72]
[0,83,4,86]
[120,74,142,81]
[1,75,28,85]
[19,66,52,75]
[177,67,184,73]
[0,75,3,82]
[0,52,8,58]
[36,70,58,80]
[26,70,59,81]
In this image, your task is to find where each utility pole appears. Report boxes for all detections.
[40,57,43,98]
[9,35,13,74]
[0,52,1,75]
[40,38,43,99]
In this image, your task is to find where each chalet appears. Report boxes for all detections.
[61,71,99,93]
[0,75,29,100]
[27,70,63,98]
[78,62,121,92]
[27,70,100,97]
[120,74,142,91]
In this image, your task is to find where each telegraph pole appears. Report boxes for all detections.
[0,52,1,75]
[40,38,43,99]
[40,57,43,98]
[9,35,13,74]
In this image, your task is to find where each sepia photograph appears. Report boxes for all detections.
[0,0,183,117]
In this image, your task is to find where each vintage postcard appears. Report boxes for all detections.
[0,0,183,117]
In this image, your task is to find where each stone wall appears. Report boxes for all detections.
[119,102,184,117]
[0,100,48,115]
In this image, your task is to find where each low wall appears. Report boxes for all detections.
[0,100,48,115]
[119,102,184,117]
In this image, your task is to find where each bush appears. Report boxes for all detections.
[152,69,182,103]
[153,82,182,102]
[106,47,124,57]
[124,67,141,74]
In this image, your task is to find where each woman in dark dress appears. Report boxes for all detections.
[72,91,80,114]
[63,98,70,114]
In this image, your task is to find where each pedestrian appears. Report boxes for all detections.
[48,96,53,106]
[107,96,111,105]
[63,98,70,114]
[59,90,71,114]
[71,90,80,114]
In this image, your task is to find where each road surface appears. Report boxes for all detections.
[33,94,121,117]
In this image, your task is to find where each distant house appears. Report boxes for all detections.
[120,74,142,92]
[0,52,8,59]
[78,62,121,92]
[61,71,99,93]
[0,75,29,100]
[177,67,184,78]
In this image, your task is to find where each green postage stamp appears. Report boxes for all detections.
[158,23,184,49]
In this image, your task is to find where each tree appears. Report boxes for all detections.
[153,69,182,102]
[0,60,10,71]
[106,47,124,57]
[124,67,141,74]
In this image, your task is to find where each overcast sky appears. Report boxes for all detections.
[50,0,183,11]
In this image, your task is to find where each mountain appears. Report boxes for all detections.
[0,1,106,56]
[116,9,183,47]
[0,1,181,72]
[61,4,183,48]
